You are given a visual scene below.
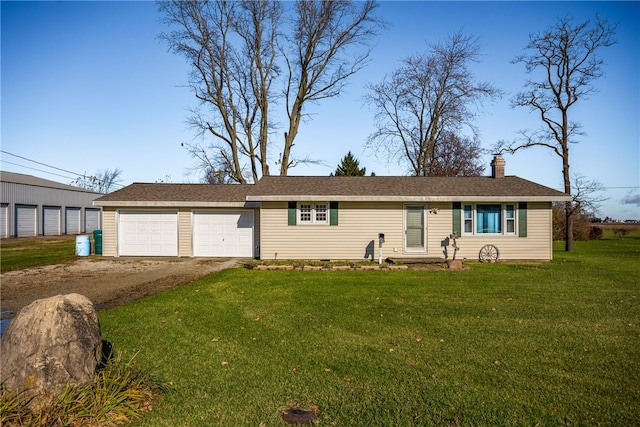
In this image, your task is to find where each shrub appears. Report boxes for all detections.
[552,204,595,241]
[588,226,603,240]
[613,228,630,239]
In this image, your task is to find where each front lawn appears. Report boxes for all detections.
[0,236,77,273]
[99,236,639,426]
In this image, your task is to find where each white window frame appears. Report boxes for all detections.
[462,203,517,236]
[297,202,329,225]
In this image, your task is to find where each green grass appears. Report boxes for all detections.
[0,236,78,273]
[97,236,640,426]
[1,352,166,426]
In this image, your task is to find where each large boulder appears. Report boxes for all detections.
[0,293,102,404]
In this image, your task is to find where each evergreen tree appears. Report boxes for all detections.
[332,151,370,176]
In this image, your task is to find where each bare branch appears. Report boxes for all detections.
[160,0,385,181]
[364,30,501,176]
[502,15,616,251]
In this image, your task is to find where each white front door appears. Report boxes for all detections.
[404,204,427,253]
[193,211,254,257]
[118,211,178,256]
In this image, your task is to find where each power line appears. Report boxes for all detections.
[0,149,125,190]
[0,160,78,181]
[1,150,88,178]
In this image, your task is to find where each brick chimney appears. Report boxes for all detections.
[491,154,506,179]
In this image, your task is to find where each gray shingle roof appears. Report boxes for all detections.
[247,176,570,202]
[93,183,258,206]
[94,175,569,206]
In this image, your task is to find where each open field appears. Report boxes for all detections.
[94,236,639,426]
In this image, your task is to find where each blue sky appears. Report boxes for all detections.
[2,1,638,220]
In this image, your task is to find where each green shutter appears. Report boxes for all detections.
[518,202,527,237]
[329,202,339,226]
[452,202,462,236]
[288,202,297,226]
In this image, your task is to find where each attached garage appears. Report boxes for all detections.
[118,211,178,257]
[94,183,259,257]
[16,205,37,237]
[193,211,254,257]
[65,207,81,234]
[43,206,61,235]
[85,208,101,233]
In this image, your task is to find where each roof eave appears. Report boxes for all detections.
[246,195,571,202]
[94,201,260,208]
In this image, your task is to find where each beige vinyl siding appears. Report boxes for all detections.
[261,201,445,260]
[101,208,117,257]
[260,201,554,261]
[178,209,191,257]
[260,201,396,260]
[252,207,260,258]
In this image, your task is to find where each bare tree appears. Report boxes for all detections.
[429,132,485,177]
[569,173,608,218]
[496,16,616,251]
[552,174,607,241]
[73,168,123,194]
[364,31,501,176]
[160,1,281,184]
[279,0,383,174]
[159,0,384,183]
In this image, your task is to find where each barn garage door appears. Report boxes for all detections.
[0,204,8,238]
[193,211,254,257]
[118,211,178,257]
[85,208,101,233]
[65,208,81,234]
[16,205,37,237]
[43,207,61,235]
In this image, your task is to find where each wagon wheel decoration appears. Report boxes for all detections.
[479,244,499,262]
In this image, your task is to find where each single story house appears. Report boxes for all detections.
[93,156,570,261]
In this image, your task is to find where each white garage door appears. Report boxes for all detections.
[118,211,178,257]
[65,208,81,234]
[43,207,61,235]
[85,208,101,233]
[193,211,254,257]
[0,204,8,238]
[16,205,37,237]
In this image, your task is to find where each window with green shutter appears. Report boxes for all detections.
[288,202,337,226]
[457,202,526,237]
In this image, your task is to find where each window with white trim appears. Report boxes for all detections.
[462,204,516,235]
[298,202,329,224]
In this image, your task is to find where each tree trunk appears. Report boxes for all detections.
[562,114,573,252]
[564,202,574,252]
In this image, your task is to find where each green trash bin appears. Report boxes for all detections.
[93,230,103,255]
